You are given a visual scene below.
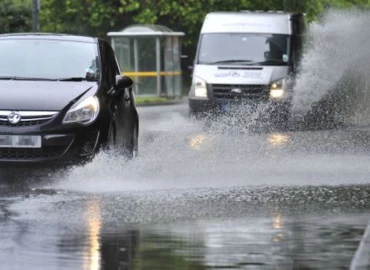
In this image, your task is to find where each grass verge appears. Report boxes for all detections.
[135,96,180,106]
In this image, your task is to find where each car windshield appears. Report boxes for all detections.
[198,33,290,65]
[0,39,100,80]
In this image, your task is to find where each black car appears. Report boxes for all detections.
[0,33,139,167]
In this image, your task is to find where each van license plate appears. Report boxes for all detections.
[0,135,42,148]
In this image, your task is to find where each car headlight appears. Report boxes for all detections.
[63,96,100,125]
[270,78,286,100]
[190,76,208,99]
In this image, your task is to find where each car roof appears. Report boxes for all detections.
[0,33,99,43]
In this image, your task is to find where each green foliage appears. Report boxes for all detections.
[0,0,32,33]
[2,0,370,60]
[135,96,176,106]
[40,0,125,37]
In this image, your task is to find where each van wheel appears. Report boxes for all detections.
[189,109,208,120]
[269,104,290,130]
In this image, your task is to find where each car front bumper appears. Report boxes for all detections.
[0,123,106,168]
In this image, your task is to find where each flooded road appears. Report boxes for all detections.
[1,103,370,269]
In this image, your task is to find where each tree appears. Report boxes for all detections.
[0,0,32,33]
[40,0,131,37]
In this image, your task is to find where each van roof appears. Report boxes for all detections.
[208,11,304,17]
[201,11,304,35]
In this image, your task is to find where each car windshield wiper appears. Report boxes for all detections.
[204,59,255,65]
[0,76,57,81]
[57,77,98,82]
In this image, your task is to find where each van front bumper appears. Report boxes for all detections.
[189,97,291,116]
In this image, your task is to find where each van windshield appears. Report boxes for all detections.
[198,33,290,65]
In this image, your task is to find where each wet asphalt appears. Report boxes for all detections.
[1,102,370,270]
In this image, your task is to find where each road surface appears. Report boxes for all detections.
[1,102,370,269]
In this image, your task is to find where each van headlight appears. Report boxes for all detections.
[270,78,286,100]
[63,96,100,125]
[190,76,208,99]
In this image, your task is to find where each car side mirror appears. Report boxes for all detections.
[116,75,133,89]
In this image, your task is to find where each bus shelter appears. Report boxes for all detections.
[107,25,185,97]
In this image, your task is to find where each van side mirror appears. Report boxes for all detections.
[116,75,133,89]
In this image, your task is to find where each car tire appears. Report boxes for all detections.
[102,123,116,154]
[123,123,138,159]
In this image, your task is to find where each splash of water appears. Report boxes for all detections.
[54,108,370,193]
[292,9,370,124]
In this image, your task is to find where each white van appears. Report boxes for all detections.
[188,11,306,122]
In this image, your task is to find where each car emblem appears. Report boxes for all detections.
[231,88,242,94]
[8,111,21,124]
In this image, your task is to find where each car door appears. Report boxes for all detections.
[102,41,134,148]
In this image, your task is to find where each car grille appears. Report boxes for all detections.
[0,111,58,127]
[0,146,66,160]
[0,119,50,127]
[212,84,269,100]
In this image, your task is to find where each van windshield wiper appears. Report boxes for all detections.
[57,77,98,82]
[0,76,57,81]
[205,59,254,65]
[249,60,288,66]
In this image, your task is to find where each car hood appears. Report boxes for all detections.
[0,81,98,111]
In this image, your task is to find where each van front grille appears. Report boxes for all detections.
[211,84,269,100]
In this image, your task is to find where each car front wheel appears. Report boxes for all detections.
[123,123,138,159]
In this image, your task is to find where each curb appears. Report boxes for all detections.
[350,219,370,270]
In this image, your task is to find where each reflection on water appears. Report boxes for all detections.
[83,199,101,270]
[92,213,365,270]
[40,186,370,269]
[273,212,283,229]
[188,132,290,152]
[268,133,290,147]
[1,188,368,270]
[188,134,214,151]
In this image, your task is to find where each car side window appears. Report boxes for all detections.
[101,42,118,88]
[106,44,121,88]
